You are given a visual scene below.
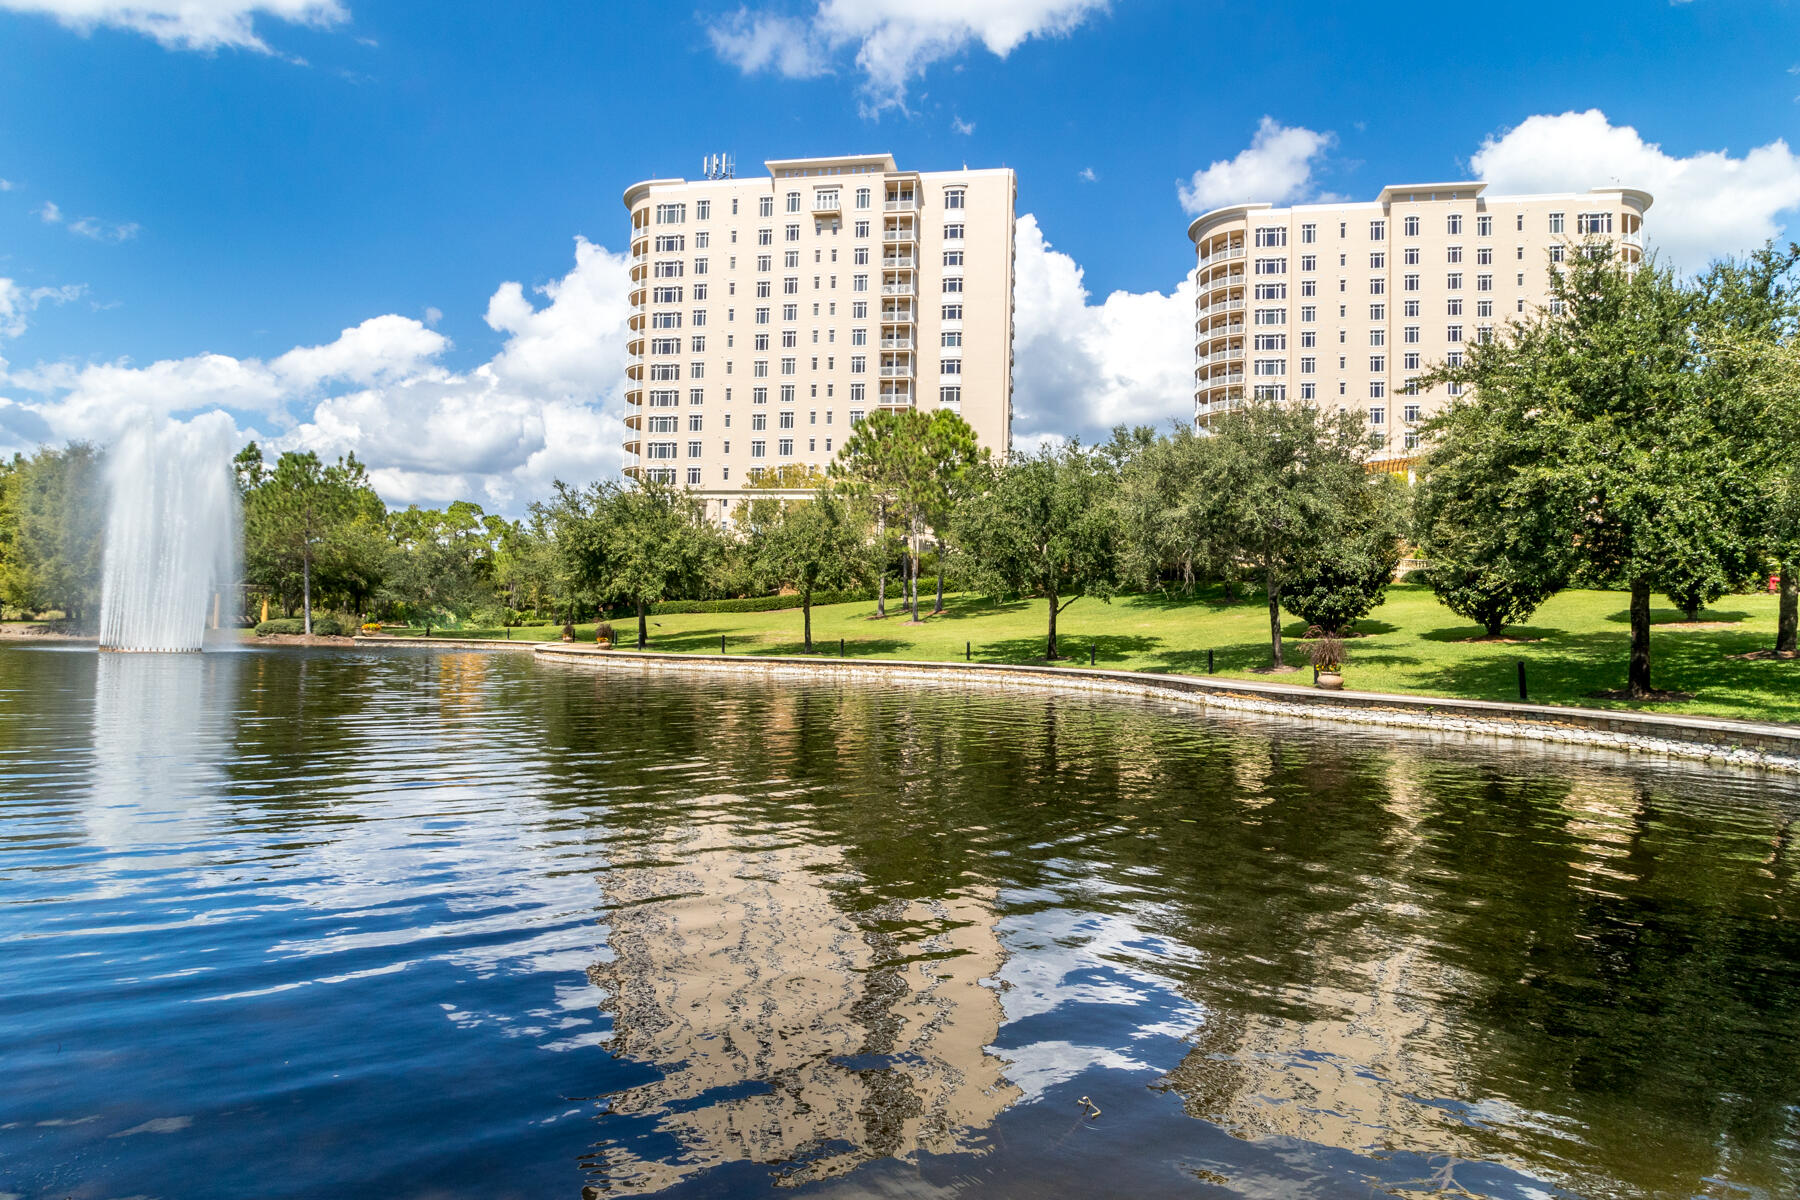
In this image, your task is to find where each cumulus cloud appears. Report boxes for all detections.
[0,0,347,53]
[34,197,140,241]
[0,238,633,513]
[37,200,61,223]
[707,0,1110,111]
[1178,116,1334,215]
[1010,214,1193,445]
[1471,109,1800,273]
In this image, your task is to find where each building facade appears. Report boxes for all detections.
[622,154,1017,522]
[1186,182,1651,464]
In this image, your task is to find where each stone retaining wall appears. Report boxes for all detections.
[534,645,1800,775]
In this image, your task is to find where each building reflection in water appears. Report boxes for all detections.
[585,812,1019,1193]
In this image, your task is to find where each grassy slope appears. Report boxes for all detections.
[388,583,1799,724]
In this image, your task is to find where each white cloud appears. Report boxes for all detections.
[0,0,347,53]
[1078,166,1096,182]
[1178,116,1334,215]
[37,200,61,223]
[951,115,975,136]
[33,198,140,241]
[1471,109,1800,273]
[707,0,1110,111]
[0,279,84,339]
[0,237,633,513]
[0,178,17,191]
[1010,214,1194,446]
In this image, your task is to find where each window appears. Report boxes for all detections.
[855,187,870,210]
[1548,212,1565,234]
[853,301,869,319]
[751,412,767,431]
[1577,212,1613,234]
[1446,246,1463,264]
[654,234,685,252]
[785,224,800,242]
[1477,274,1493,292]
[1549,244,1566,263]
[1300,329,1317,348]
[1254,307,1287,325]
[696,200,711,221]
[850,355,866,374]
[1300,223,1317,244]
[691,310,706,327]
[1300,305,1317,322]
[1403,215,1420,237]
[753,360,768,377]
[783,303,798,321]
[783,250,798,269]
[943,250,964,267]
[1447,325,1464,343]
[647,415,678,433]
[1299,355,1316,373]
[1404,325,1421,344]
[780,357,796,375]
[1369,252,1386,269]
[1339,222,1347,237]
[943,277,963,293]
[751,439,766,458]
[1255,282,1288,300]
[1447,298,1463,316]
[940,385,961,405]
[1477,299,1494,318]
[651,311,681,329]
[1255,227,1287,247]
[653,260,684,278]
[854,220,870,237]
[1403,352,1420,371]
[1255,257,1287,275]
[1253,384,1287,401]
[1370,219,1386,239]
[1253,358,1285,376]
[751,387,766,405]
[690,387,704,405]
[1369,407,1386,425]
[1369,328,1386,346]
[1404,273,1420,292]
[688,413,704,432]
[785,192,800,213]
[783,277,798,295]
[1447,213,1463,236]
[646,441,677,459]
[849,408,865,424]
[1404,299,1421,318]
[1301,383,1317,400]
[853,247,869,266]
[1476,246,1493,266]
[685,440,702,458]
[1300,254,1317,272]
[1254,333,1287,350]
[941,330,962,347]
[1369,355,1385,372]
[1369,303,1386,321]
[649,363,680,381]
[940,358,961,375]
[781,329,797,348]
[1369,277,1386,295]
[815,189,838,211]
[690,335,706,353]
[1404,403,1422,423]
[686,467,702,485]
[851,328,867,346]
[942,303,962,320]
[944,188,965,210]
[648,389,678,407]
[1300,279,1317,298]
[753,333,769,351]
[1446,272,1463,290]
[1369,381,1386,399]
[655,203,685,224]
[778,410,795,429]
[944,222,965,240]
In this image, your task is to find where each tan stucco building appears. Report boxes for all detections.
[1186,182,1651,465]
[622,154,1017,522]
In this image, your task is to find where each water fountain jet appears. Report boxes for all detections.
[97,416,239,653]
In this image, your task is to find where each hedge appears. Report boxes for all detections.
[254,616,345,637]
[642,590,876,616]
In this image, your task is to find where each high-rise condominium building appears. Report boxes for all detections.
[622,154,1017,523]
[1187,182,1651,464]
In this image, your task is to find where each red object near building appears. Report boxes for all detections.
[1773,576,1783,593]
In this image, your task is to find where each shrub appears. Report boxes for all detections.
[643,590,875,616]
[253,616,343,637]
[595,620,616,644]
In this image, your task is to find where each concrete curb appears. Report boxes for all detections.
[352,636,539,651]
[533,644,1800,775]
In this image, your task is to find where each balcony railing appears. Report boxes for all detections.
[879,365,913,378]
[1198,246,1245,266]
[881,282,916,296]
[880,337,913,350]
[882,256,917,269]
[883,228,917,243]
[884,198,918,211]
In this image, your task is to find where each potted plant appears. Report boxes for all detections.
[594,620,615,649]
[1309,632,1347,690]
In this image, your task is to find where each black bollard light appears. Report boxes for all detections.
[840,636,845,657]
[1090,644,1096,667]
[1207,648,1214,673]
[1517,660,1528,701]
[966,640,970,662]
[721,634,727,655]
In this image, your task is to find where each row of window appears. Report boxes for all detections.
[651,302,964,329]
[655,188,969,225]
[651,328,966,355]
[1250,210,1615,245]
[1235,297,1506,326]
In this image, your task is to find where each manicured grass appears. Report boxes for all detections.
[380,584,1799,724]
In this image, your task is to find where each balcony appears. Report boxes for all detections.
[879,364,913,378]
[882,255,917,269]
[880,337,914,350]
[883,227,917,243]
[884,197,918,211]
[812,192,841,215]
[881,282,916,296]
[623,438,642,456]
[1198,246,1246,267]
[1622,229,1643,247]
[624,387,643,406]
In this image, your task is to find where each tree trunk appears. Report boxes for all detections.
[908,529,920,622]
[1628,576,1653,696]
[1778,563,1797,655]
[934,537,946,614]
[636,599,647,649]
[1486,618,1504,638]
[803,592,813,651]
[1046,592,1059,659]
[302,550,312,636]
[876,505,888,618]
[1266,573,1283,669]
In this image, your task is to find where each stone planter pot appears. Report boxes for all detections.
[594,639,612,649]
[1315,671,1345,690]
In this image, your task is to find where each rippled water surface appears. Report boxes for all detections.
[4,644,1800,1199]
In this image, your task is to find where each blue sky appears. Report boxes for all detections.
[2,0,1797,511]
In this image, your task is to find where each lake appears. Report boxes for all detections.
[3,643,1798,1199]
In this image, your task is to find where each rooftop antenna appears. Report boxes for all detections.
[702,152,735,181]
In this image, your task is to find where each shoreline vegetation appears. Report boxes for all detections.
[354,583,1799,726]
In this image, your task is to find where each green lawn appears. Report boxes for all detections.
[377,584,1799,725]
